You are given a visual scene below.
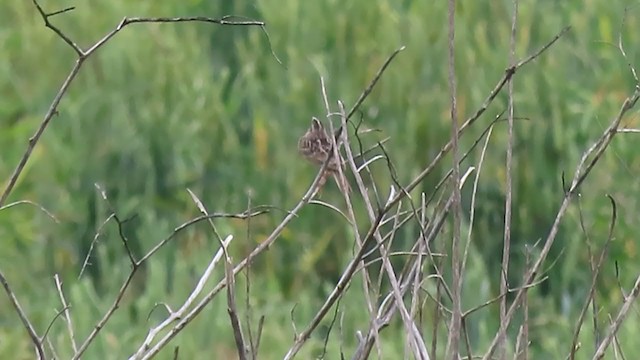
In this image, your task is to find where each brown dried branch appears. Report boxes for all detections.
[329,89,383,356]
[482,59,640,360]
[0,200,59,223]
[131,150,330,359]
[0,271,45,359]
[353,169,476,360]
[54,274,78,354]
[138,207,271,264]
[95,184,137,265]
[72,270,137,359]
[3,4,266,208]
[594,273,640,359]
[187,190,248,360]
[0,7,269,357]
[78,213,116,279]
[344,47,406,126]
[498,0,518,357]
[77,199,266,360]
[384,26,571,217]
[280,48,411,359]
[569,195,616,360]
[521,246,531,360]
[129,235,235,360]
[333,104,429,359]
[30,1,82,55]
[243,196,263,360]
[445,0,462,356]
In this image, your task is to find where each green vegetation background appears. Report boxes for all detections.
[1,0,639,359]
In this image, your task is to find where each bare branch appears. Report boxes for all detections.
[72,270,137,360]
[138,208,270,264]
[187,191,247,360]
[445,0,462,358]
[0,200,59,223]
[131,146,330,359]
[593,272,640,359]
[0,271,44,359]
[95,184,137,265]
[129,235,234,360]
[79,213,116,279]
[569,195,616,360]
[30,0,83,55]
[42,305,71,344]
[283,48,410,359]
[1,1,268,209]
[54,274,78,353]
[498,1,518,357]
[482,67,640,360]
[1,13,269,354]
[383,25,571,215]
[344,47,406,126]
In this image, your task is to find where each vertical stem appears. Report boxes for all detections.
[445,0,461,358]
[499,1,518,358]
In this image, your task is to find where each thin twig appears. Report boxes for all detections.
[0,200,59,223]
[460,121,495,282]
[284,48,412,360]
[129,235,234,360]
[138,208,270,264]
[133,147,331,359]
[95,184,137,264]
[244,195,259,360]
[331,92,383,356]
[319,298,342,360]
[30,1,83,55]
[84,205,266,360]
[348,27,569,358]
[337,113,430,359]
[354,168,475,360]
[345,47,406,124]
[498,1,518,358]
[521,246,531,360]
[593,272,640,359]
[383,25,571,217]
[445,0,462,358]
[73,270,137,360]
[187,191,247,360]
[79,213,116,279]
[55,274,78,353]
[482,64,640,360]
[569,196,616,360]
[0,272,44,359]
[1,9,269,357]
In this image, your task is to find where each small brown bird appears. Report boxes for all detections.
[298,117,350,194]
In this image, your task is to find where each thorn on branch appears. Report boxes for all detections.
[617,7,639,85]
[290,304,299,341]
[94,184,138,266]
[46,6,75,18]
[31,0,84,55]
[146,302,176,323]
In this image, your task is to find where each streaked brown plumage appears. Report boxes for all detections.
[298,117,350,194]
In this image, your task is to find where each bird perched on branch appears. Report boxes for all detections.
[298,117,350,194]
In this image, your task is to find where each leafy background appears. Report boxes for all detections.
[1,0,639,359]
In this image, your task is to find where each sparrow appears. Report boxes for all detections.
[297,117,350,194]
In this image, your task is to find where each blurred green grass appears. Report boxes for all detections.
[1,0,640,358]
